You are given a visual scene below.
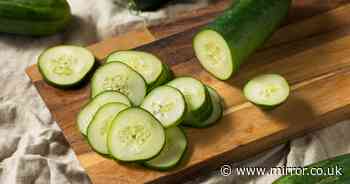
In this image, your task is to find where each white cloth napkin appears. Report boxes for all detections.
[0,0,349,183]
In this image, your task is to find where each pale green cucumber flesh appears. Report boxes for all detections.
[106,51,163,86]
[148,63,173,91]
[107,108,165,162]
[243,74,290,107]
[141,86,186,128]
[144,126,187,170]
[87,103,128,155]
[193,30,233,80]
[77,91,131,135]
[91,62,147,106]
[38,45,95,88]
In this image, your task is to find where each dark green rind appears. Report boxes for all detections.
[142,127,188,171]
[38,46,97,90]
[148,63,173,92]
[273,153,350,184]
[0,0,71,36]
[189,86,223,128]
[182,86,213,127]
[200,0,291,79]
[107,108,166,163]
[128,0,171,11]
[0,0,70,20]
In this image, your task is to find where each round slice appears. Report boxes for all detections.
[108,108,165,162]
[167,77,213,125]
[87,103,128,154]
[144,126,187,170]
[141,86,186,127]
[77,91,131,135]
[191,86,223,128]
[38,45,95,88]
[106,51,163,87]
[243,74,290,108]
[91,62,147,106]
[193,30,233,80]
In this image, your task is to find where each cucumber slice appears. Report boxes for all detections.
[193,0,291,80]
[167,77,213,126]
[91,62,147,106]
[144,126,187,170]
[38,45,95,88]
[106,51,163,87]
[190,86,223,128]
[141,86,186,128]
[148,63,173,91]
[243,74,290,108]
[87,102,128,155]
[77,91,131,135]
[108,108,165,162]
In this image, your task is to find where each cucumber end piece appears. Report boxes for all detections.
[193,29,234,80]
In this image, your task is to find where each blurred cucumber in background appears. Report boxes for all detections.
[115,0,172,11]
[0,0,71,36]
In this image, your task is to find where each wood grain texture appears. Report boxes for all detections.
[25,1,350,184]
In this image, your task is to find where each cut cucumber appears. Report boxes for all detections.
[144,126,187,170]
[243,74,290,108]
[193,0,291,80]
[148,63,173,91]
[108,108,165,162]
[141,86,186,128]
[87,102,128,155]
[91,62,147,106]
[190,86,223,128]
[77,91,131,135]
[106,51,163,87]
[167,77,213,126]
[38,45,95,88]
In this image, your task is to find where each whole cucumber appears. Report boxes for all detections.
[193,0,291,80]
[273,153,350,184]
[0,0,71,36]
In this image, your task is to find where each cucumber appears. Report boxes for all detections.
[243,74,290,108]
[87,102,128,155]
[0,0,71,36]
[144,126,187,170]
[107,108,165,162]
[91,62,147,106]
[193,0,291,80]
[148,63,173,91]
[273,153,350,184]
[126,0,171,11]
[106,51,163,88]
[141,86,186,128]
[77,91,131,135]
[38,45,95,89]
[191,86,223,128]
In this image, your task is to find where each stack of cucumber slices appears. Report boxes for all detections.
[38,44,289,172]
[37,46,224,171]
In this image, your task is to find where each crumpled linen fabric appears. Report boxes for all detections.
[0,0,349,183]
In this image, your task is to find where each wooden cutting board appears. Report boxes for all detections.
[25,1,350,183]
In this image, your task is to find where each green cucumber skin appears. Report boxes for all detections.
[203,0,291,78]
[148,64,174,92]
[273,154,350,184]
[129,0,171,11]
[38,46,98,89]
[0,0,71,36]
[182,87,213,127]
[142,127,188,171]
